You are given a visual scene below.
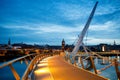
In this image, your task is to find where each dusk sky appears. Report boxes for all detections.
[0,0,120,45]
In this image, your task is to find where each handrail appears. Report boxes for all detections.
[0,52,60,80]
[0,53,37,80]
[0,53,36,68]
[22,53,60,80]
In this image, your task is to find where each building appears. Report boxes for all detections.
[62,39,65,52]
[109,45,120,52]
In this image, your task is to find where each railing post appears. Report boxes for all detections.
[29,56,32,60]
[114,59,120,80]
[78,56,80,64]
[74,57,77,66]
[24,58,29,66]
[9,64,20,80]
[80,56,84,69]
[89,56,97,74]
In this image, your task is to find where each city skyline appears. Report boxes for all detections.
[0,0,120,45]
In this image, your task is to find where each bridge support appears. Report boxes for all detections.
[79,56,84,69]
[74,57,77,66]
[24,58,29,66]
[29,56,32,60]
[9,64,20,80]
[90,56,97,74]
[114,59,120,80]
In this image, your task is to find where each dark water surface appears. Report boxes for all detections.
[0,62,27,80]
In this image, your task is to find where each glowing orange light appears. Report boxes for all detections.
[37,63,48,67]
[34,68,49,74]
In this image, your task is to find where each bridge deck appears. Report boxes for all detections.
[34,55,108,80]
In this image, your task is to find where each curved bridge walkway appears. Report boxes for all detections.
[33,55,108,80]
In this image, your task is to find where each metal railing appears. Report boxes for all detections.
[65,52,120,80]
[0,52,60,80]
[0,54,36,69]
[0,53,37,80]
[22,53,60,80]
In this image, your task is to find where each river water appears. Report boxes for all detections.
[0,56,120,80]
[76,56,120,80]
[0,61,27,80]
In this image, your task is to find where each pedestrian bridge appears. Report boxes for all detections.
[0,52,120,80]
[0,52,108,80]
[33,54,108,80]
[0,1,120,80]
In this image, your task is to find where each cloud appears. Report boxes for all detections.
[96,4,119,15]
[1,23,82,33]
[56,3,91,20]
[85,37,120,45]
[89,21,115,31]
[55,0,120,20]
[38,24,81,33]
[0,0,120,45]
[2,20,118,37]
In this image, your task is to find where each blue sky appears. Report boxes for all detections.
[0,0,120,45]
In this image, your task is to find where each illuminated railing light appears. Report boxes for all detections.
[34,68,49,74]
[37,63,48,67]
